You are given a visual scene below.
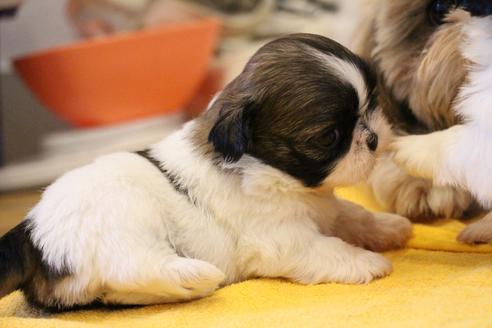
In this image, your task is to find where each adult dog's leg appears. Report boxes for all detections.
[369,154,473,222]
[458,212,492,245]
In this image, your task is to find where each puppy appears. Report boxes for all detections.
[0,34,411,311]
[351,1,491,228]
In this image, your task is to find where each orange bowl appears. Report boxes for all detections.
[14,19,220,127]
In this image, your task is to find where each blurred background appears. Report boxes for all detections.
[0,0,366,193]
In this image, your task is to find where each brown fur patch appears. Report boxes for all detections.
[355,1,479,221]
[357,1,471,132]
[458,214,492,244]
[369,155,474,222]
[192,34,379,187]
[332,200,412,251]
[408,11,470,129]
[0,220,72,310]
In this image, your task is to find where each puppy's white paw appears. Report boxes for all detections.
[166,258,225,299]
[369,213,413,251]
[391,135,437,180]
[333,249,392,284]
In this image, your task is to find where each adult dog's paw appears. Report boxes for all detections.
[457,214,492,245]
[391,135,437,180]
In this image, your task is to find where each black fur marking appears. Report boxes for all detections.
[135,150,212,249]
[0,219,72,310]
[461,0,492,17]
[393,100,430,135]
[208,101,258,163]
[377,75,429,135]
[135,149,192,201]
[249,84,359,187]
[22,221,72,310]
[308,0,339,12]
[0,221,32,297]
[206,34,367,187]
[34,300,139,314]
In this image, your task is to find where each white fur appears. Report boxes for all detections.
[313,49,368,107]
[21,42,410,306]
[25,111,400,306]
[392,16,492,208]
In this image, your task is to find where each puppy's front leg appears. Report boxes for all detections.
[391,126,462,180]
[250,226,392,285]
[329,200,412,252]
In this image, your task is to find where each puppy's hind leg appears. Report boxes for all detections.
[102,256,225,305]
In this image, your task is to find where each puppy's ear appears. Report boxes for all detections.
[208,98,258,163]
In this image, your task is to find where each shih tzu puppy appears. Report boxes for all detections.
[0,34,411,311]
[352,0,491,242]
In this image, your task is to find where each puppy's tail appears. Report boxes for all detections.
[0,220,38,298]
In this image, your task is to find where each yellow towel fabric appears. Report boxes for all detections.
[336,185,492,254]
[1,185,491,327]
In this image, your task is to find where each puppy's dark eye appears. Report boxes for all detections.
[428,0,458,25]
[319,129,340,147]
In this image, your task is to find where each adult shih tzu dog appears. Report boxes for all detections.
[0,34,411,311]
[391,3,492,243]
[352,0,492,243]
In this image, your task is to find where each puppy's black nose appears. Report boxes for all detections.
[366,133,378,152]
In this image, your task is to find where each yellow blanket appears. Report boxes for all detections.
[1,186,491,328]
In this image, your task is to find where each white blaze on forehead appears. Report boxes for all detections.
[311,49,368,110]
[206,91,222,112]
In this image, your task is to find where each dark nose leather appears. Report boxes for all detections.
[366,133,378,152]
[461,0,492,17]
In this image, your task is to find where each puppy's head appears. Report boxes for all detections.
[203,34,391,189]
[367,0,492,131]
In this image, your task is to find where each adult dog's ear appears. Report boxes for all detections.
[208,98,258,163]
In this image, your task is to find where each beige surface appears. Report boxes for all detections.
[0,190,40,234]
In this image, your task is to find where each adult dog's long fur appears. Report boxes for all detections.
[352,1,492,243]
[353,0,492,242]
[390,9,492,244]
